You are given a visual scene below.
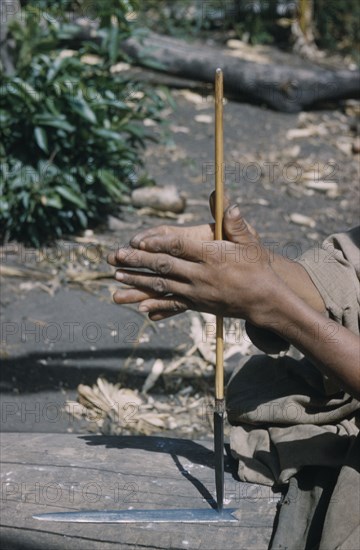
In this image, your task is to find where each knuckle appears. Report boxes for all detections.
[169,237,184,257]
[117,246,137,263]
[155,256,173,275]
[173,300,185,312]
[127,249,140,265]
[153,277,167,294]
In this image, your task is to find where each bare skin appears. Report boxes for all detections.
[108,205,360,399]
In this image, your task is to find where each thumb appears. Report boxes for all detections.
[209,190,230,220]
[223,204,258,244]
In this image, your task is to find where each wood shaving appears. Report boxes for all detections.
[288,213,316,228]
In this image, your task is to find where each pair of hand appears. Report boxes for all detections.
[107,198,282,327]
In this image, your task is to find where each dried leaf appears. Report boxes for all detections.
[142,359,164,394]
[0,265,52,280]
[66,270,113,282]
[190,314,216,365]
[336,138,353,156]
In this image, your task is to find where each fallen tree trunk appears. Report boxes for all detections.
[121,32,360,112]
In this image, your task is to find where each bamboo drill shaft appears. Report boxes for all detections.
[215,68,224,402]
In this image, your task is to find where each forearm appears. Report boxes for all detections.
[258,282,360,400]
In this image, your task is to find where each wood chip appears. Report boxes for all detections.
[110,62,131,73]
[132,185,186,214]
[80,54,102,65]
[169,125,190,134]
[286,126,327,140]
[289,213,316,228]
[304,180,338,193]
[177,90,204,104]
[194,114,213,124]
[143,118,157,127]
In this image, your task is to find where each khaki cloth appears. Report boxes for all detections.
[227,227,360,549]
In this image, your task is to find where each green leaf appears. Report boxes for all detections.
[45,195,63,209]
[123,123,145,139]
[108,24,120,64]
[97,98,128,110]
[34,127,49,153]
[76,209,88,227]
[11,78,39,103]
[98,170,123,200]
[0,110,10,125]
[92,128,126,142]
[68,97,97,124]
[55,186,86,209]
[33,114,75,132]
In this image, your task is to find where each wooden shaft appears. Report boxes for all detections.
[215,68,224,401]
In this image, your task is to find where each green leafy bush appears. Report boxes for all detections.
[1,0,168,245]
[138,0,360,54]
[313,0,360,58]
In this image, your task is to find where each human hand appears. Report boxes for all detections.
[108,204,280,324]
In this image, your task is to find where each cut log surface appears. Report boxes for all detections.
[0,433,279,549]
[122,32,360,112]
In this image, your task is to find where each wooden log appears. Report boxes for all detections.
[121,32,360,112]
[0,433,279,549]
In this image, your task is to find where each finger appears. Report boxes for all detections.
[113,287,158,305]
[134,224,215,248]
[115,268,193,298]
[138,235,207,263]
[223,204,258,244]
[138,297,189,315]
[111,246,196,280]
[209,190,231,220]
[148,310,185,321]
[130,224,175,248]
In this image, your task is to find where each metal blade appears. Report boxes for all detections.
[33,508,238,523]
[214,400,225,512]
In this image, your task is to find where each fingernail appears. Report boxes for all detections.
[115,272,124,281]
[228,204,240,218]
[138,304,149,312]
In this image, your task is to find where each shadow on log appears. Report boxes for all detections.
[121,32,359,113]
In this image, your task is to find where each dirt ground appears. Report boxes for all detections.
[1,70,359,440]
